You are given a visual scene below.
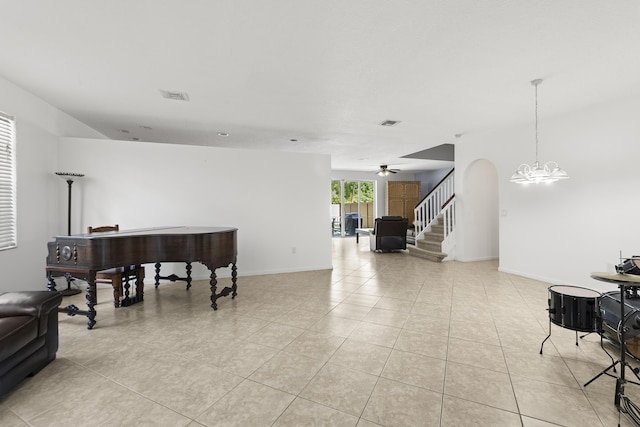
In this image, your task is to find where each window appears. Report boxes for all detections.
[0,111,16,251]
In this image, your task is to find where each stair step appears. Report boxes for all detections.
[416,239,441,252]
[406,245,447,262]
[424,232,444,242]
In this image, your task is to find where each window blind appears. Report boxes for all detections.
[0,111,16,251]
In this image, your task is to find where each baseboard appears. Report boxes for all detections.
[456,256,499,262]
[497,267,573,287]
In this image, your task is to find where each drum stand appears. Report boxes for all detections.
[540,315,609,357]
[584,282,640,426]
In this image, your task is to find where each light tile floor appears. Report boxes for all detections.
[2,238,640,426]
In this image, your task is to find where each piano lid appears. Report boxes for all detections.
[54,226,237,239]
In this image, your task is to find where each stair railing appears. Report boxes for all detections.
[441,195,456,238]
[413,169,455,239]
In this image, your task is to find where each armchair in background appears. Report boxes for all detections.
[0,291,62,397]
[369,216,408,252]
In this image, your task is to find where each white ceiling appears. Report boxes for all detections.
[1,1,639,173]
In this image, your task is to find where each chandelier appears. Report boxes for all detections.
[510,79,569,184]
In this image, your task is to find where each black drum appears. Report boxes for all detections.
[601,323,640,361]
[616,258,640,276]
[548,285,600,332]
[599,291,640,338]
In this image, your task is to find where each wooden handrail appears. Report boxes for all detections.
[441,194,455,209]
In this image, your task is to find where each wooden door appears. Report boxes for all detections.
[386,181,420,225]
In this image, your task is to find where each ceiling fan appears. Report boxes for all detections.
[376,165,400,176]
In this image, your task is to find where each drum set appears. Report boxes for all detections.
[540,257,640,425]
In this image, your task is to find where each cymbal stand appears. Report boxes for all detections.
[595,320,617,369]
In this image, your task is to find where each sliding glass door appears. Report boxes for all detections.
[331,180,375,237]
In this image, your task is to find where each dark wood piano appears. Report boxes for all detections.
[45,226,237,329]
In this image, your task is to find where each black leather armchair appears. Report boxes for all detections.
[0,291,62,397]
[369,216,408,252]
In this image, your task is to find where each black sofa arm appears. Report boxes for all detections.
[0,292,63,336]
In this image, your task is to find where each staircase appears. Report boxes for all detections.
[408,169,455,262]
[407,215,448,262]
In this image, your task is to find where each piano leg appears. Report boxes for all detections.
[85,278,97,329]
[154,263,161,288]
[154,262,193,290]
[185,262,192,290]
[231,263,238,298]
[209,270,218,310]
[208,262,238,310]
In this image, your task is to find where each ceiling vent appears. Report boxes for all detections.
[159,90,190,101]
[380,120,400,127]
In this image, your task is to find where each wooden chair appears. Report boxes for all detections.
[88,225,145,307]
[87,224,120,233]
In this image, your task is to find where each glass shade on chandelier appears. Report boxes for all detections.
[510,79,569,185]
[510,161,569,184]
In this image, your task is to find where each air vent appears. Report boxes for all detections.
[159,90,190,101]
[380,120,400,127]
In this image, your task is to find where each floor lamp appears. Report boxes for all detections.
[55,172,84,296]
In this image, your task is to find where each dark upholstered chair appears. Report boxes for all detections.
[0,291,62,397]
[88,225,145,307]
[369,216,408,252]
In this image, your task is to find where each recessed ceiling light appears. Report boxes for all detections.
[217,132,229,137]
[380,120,401,127]
[159,90,190,101]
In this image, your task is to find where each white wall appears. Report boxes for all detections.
[456,93,640,291]
[414,168,453,199]
[0,75,106,292]
[458,159,499,261]
[0,72,332,292]
[59,138,333,280]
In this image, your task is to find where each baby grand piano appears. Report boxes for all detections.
[45,226,237,329]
